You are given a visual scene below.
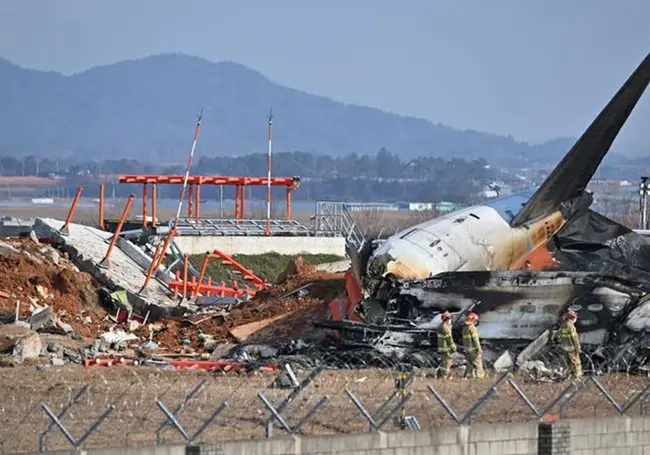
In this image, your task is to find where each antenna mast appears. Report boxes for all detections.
[265,107,273,236]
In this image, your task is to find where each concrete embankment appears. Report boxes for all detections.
[174,235,346,256]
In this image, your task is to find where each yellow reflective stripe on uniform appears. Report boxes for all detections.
[560,325,577,352]
[462,324,480,351]
[437,326,454,352]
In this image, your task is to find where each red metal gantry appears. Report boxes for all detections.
[118,174,300,227]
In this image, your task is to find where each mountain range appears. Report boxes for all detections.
[0,53,643,166]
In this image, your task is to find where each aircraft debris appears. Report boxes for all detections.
[493,351,513,373]
[326,51,650,375]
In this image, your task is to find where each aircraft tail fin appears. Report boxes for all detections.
[511,52,650,227]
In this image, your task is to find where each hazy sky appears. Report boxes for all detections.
[1,0,649,145]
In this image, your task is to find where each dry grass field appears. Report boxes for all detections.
[0,364,646,453]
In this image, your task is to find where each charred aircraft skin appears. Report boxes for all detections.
[342,51,650,365]
[366,270,648,345]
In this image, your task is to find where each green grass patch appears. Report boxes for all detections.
[186,252,344,284]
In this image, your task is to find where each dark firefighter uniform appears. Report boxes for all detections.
[462,312,485,378]
[437,312,456,377]
[560,310,583,379]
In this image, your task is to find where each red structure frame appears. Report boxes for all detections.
[118,174,300,225]
[167,249,267,300]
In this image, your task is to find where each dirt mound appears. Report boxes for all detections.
[140,266,346,352]
[226,264,344,331]
[0,245,105,338]
[276,256,314,284]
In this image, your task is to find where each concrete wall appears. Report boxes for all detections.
[568,416,650,454]
[174,235,346,256]
[41,416,650,455]
[43,445,186,455]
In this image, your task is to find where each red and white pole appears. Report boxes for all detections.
[265,107,273,236]
[141,109,202,293]
[174,108,203,229]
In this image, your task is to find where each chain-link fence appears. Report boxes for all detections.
[1,362,649,454]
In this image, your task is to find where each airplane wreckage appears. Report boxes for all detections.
[321,51,650,373]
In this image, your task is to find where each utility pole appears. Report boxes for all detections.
[265,107,273,236]
[219,185,223,218]
[639,176,649,229]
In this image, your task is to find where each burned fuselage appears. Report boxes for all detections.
[363,270,648,345]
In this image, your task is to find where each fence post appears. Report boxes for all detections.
[39,402,114,451]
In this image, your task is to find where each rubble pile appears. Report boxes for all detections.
[0,234,347,370]
[0,237,107,337]
[132,257,345,353]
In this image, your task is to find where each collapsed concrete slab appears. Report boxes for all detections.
[34,218,179,318]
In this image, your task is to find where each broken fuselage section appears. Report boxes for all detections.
[354,189,650,353]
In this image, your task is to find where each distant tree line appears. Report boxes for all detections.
[0,149,504,203]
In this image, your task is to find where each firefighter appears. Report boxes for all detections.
[462,312,485,378]
[437,311,456,378]
[559,309,583,379]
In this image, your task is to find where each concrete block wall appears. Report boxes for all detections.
[41,416,650,455]
[190,421,539,455]
[568,415,650,455]
[43,445,186,455]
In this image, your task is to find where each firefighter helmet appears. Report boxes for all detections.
[565,309,577,320]
[467,312,479,321]
[441,311,452,321]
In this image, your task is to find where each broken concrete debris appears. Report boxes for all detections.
[0,227,348,372]
[0,325,42,363]
[0,240,21,255]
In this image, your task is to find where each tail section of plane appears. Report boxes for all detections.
[511,51,650,228]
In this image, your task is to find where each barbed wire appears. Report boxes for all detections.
[0,359,648,454]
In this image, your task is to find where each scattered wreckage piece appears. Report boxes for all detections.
[0,324,42,363]
[229,313,292,341]
[84,356,279,372]
[167,274,259,301]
